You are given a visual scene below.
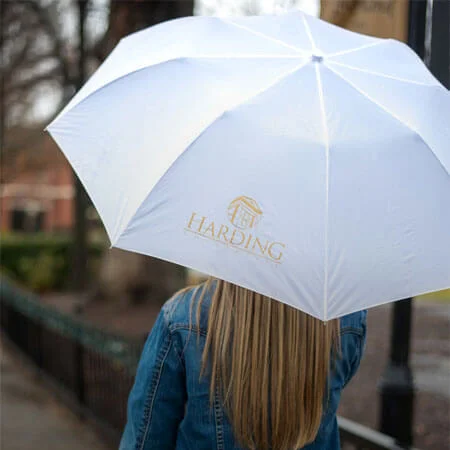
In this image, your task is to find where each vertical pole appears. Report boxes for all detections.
[73,0,89,292]
[36,322,44,369]
[75,337,85,409]
[408,0,427,58]
[429,0,450,88]
[378,0,427,447]
[379,298,415,446]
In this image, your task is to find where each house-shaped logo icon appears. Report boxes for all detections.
[227,196,263,230]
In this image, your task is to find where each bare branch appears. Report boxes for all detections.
[5,66,61,96]
[26,0,72,85]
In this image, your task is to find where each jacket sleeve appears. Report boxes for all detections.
[120,308,186,450]
[341,315,367,389]
[332,311,368,391]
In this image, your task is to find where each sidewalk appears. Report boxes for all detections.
[1,340,110,450]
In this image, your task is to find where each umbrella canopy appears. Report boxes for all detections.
[47,12,450,321]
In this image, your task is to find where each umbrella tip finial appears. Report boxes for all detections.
[311,54,324,63]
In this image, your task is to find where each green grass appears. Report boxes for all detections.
[416,289,450,303]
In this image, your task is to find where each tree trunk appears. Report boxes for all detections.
[91,0,193,306]
[98,0,193,58]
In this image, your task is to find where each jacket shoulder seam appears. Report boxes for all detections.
[169,324,207,337]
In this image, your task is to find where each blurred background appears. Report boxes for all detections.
[0,1,449,449]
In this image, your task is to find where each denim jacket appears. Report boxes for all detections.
[120,285,367,450]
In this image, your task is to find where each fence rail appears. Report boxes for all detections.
[0,278,416,450]
[339,417,419,450]
[0,278,143,440]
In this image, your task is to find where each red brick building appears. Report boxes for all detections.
[1,127,74,233]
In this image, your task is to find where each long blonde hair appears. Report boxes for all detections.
[192,278,340,450]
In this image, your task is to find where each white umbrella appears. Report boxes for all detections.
[47,11,450,321]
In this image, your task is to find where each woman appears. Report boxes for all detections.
[120,279,367,450]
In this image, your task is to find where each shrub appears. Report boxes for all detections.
[0,233,106,292]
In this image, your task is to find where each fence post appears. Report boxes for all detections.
[379,298,414,446]
[36,324,44,369]
[429,0,450,88]
[74,336,86,415]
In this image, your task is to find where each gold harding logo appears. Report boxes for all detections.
[185,196,285,263]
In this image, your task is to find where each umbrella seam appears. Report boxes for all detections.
[326,40,385,58]
[46,40,126,129]
[48,58,181,128]
[326,63,450,177]
[315,63,330,322]
[301,13,317,52]
[327,60,438,87]
[222,17,309,55]
[303,11,330,321]
[182,55,305,59]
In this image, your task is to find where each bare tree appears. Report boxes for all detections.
[95,0,193,59]
[90,0,193,307]
[1,1,76,127]
[0,0,108,172]
[0,0,79,183]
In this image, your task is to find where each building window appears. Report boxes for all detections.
[11,207,45,232]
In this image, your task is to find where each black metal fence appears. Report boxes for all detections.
[0,278,417,450]
[0,278,143,442]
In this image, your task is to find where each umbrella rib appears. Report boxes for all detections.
[326,40,385,58]
[49,59,185,128]
[301,13,318,52]
[304,12,330,320]
[191,55,304,59]
[327,60,437,86]
[223,18,309,55]
[315,63,330,322]
[326,63,450,177]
